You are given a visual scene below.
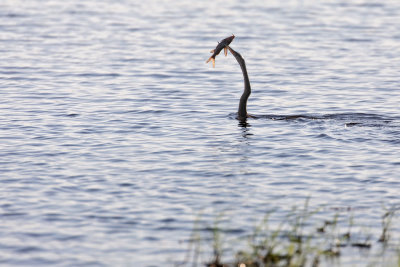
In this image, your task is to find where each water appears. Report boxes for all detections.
[1,0,400,266]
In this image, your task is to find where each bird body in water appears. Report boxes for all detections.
[206,35,251,120]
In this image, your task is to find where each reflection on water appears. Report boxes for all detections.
[1,0,400,266]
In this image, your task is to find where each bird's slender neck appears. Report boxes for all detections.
[228,46,251,120]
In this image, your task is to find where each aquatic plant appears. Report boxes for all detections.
[178,202,400,267]
[378,205,397,244]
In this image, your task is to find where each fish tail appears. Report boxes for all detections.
[206,56,215,67]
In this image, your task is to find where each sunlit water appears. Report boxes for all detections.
[1,0,400,266]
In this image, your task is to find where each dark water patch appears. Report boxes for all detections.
[56,234,85,242]
[118,183,136,188]
[0,70,27,75]
[315,133,334,140]
[3,76,42,81]
[212,200,228,205]
[75,72,121,78]
[2,13,27,18]
[127,27,140,32]
[76,128,104,134]
[384,139,400,144]
[357,2,385,8]
[43,213,64,222]
[0,212,28,217]
[129,109,170,115]
[32,135,55,141]
[120,57,140,62]
[86,215,128,223]
[21,232,54,239]
[2,258,61,266]
[122,220,138,226]
[66,113,79,117]
[345,122,361,127]
[16,246,43,253]
[144,236,160,241]
[160,217,176,223]
[156,226,181,231]
[343,38,374,43]
[142,73,174,79]
[198,226,246,235]
[85,188,102,193]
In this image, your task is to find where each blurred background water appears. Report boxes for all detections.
[1,0,400,266]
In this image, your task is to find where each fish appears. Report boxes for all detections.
[206,35,235,67]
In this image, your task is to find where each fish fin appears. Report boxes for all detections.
[224,47,227,56]
[206,57,216,67]
[210,49,215,53]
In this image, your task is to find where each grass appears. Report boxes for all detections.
[178,201,400,267]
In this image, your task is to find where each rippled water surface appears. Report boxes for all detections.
[1,0,400,266]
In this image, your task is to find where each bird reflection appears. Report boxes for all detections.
[238,119,253,139]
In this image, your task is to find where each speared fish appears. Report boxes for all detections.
[206,35,235,67]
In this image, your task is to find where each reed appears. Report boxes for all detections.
[178,202,400,267]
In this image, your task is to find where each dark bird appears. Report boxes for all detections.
[206,35,251,120]
[227,45,251,120]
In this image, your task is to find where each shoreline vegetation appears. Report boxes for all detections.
[177,200,400,267]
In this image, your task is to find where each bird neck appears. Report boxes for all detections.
[228,47,251,120]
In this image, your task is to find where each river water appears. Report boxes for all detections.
[1,0,400,266]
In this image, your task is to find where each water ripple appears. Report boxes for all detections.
[1,0,400,266]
